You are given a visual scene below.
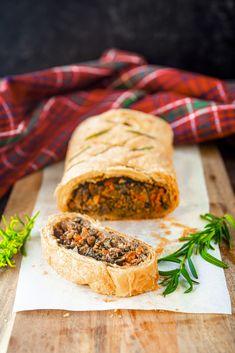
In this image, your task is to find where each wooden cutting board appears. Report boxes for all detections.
[0,145,234,353]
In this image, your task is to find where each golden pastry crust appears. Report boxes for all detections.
[56,109,179,219]
[41,212,158,297]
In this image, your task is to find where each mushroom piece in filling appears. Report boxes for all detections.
[53,217,149,266]
[67,177,169,217]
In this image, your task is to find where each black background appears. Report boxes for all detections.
[1,0,235,78]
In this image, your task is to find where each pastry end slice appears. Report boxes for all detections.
[41,213,158,297]
[56,109,179,220]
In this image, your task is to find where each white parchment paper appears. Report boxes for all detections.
[13,146,232,313]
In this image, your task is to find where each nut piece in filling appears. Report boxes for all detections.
[53,216,149,266]
[67,177,169,219]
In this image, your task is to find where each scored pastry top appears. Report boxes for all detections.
[63,109,175,183]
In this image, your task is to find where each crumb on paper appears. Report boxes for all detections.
[103,297,118,303]
[170,222,198,231]
[96,294,119,303]
[181,227,198,237]
[155,248,164,256]
[165,218,198,233]
[164,230,171,235]
[155,236,171,256]
[170,221,186,228]
[159,237,172,246]
[43,271,48,276]
[32,264,36,268]
[163,216,176,221]
[159,223,168,229]
[63,312,70,318]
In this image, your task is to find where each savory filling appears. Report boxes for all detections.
[53,217,149,266]
[68,177,169,217]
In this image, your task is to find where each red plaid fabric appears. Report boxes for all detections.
[0,49,235,197]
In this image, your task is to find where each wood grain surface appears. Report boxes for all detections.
[0,145,234,353]
[0,171,42,353]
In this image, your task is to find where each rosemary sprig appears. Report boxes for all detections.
[158,213,235,296]
[0,211,39,268]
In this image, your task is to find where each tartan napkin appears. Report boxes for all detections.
[0,49,235,198]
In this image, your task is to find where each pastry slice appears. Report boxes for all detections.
[41,213,158,297]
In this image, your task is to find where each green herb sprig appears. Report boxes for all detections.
[0,211,39,268]
[158,213,235,296]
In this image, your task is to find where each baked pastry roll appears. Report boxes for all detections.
[41,213,158,297]
[56,109,179,219]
